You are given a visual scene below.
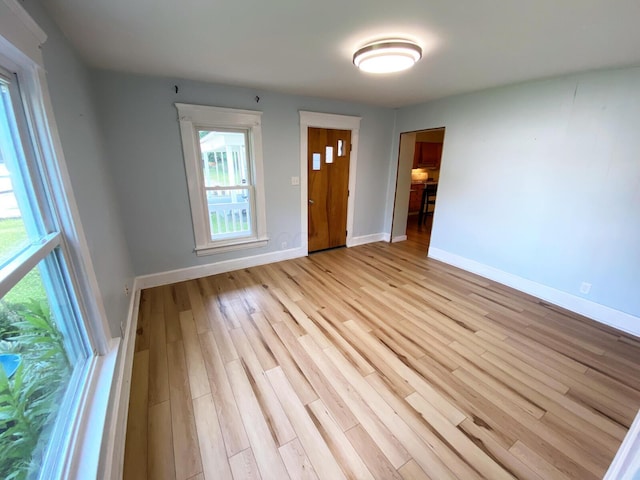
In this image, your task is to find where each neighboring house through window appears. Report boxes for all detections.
[176,104,268,255]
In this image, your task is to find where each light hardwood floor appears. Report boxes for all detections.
[124,241,640,480]
[405,214,433,254]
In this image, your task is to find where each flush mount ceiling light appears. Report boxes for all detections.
[353,39,422,74]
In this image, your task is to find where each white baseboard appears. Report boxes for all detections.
[99,281,142,480]
[391,235,407,243]
[136,247,307,290]
[347,233,390,247]
[604,409,640,479]
[428,247,640,337]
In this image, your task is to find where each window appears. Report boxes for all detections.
[1,3,116,478]
[0,70,93,477]
[176,104,268,255]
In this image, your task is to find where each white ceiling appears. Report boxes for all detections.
[42,0,640,107]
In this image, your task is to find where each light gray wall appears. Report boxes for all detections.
[390,67,640,317]
[22,0,135,337]
[90,70,395,275]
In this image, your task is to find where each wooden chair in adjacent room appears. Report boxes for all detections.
[419,183,438,225]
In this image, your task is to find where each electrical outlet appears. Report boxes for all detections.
[124,284,130,296]
[281,241,288,249]
[291,176,300,186]
[579,282,591,295]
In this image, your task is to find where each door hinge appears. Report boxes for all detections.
[347,189,350,197]
[350,143,353,152]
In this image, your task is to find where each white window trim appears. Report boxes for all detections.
[176,103,268,255]
[299,111,361,254]
[1,1,116,479]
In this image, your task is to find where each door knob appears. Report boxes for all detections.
[308,199,315,204]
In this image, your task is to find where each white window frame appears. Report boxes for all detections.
[176,103,268,255]
[1,1,116,479]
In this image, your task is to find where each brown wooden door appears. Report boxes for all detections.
[307,127,351,252]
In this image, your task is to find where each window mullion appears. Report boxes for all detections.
[0,231,60,298]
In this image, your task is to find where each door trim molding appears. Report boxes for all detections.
[299,111,361,255]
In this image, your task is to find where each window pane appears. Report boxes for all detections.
[206,188,252,239]
[0,82,44,268]
[199,130,249,187]
[325,146,334,164]
[0,254,89,479]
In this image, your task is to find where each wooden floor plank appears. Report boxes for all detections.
[306,399,375,480]
[509,440,573,480]
[406,391,515,480]
[199,331,250,457]
[266,366,347,480]
[192,394,233,480]
[167,340,203,480]
[398,459,433,480]
[344,424,403,480]
[228,449,262,480]
[148,401,175,480]
[226,359,290,480]
[200,279,238,362]
[271,321,358,430]
[304,340,411,469]
[230,327,296,446]
[187,280,210,333]
[219,298,243,330]
[237,305,278,371]
[134,290,151,352]
[272,288,329,347]
[278,438,320,480]
[180,310,210,399]
[364,372,469,480]
[123,350,149,480]
[457,418,546,480]
[164,284,183,343]
[456,339,628,443]
[344,319,467,425]
[126,241,640,480]
[148,289,169,406]
[296,299,376,377]
[171,282,191,313]
[251,311,318,405]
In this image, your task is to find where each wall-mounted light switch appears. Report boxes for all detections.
[291,176,300,185]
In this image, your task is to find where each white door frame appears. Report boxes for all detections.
[299,111,361,254]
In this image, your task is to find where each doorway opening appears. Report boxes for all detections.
[390,127,445,254]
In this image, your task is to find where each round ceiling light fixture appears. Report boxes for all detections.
[353,39,422,74]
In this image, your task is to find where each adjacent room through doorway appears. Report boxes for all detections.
[390,127,445,254]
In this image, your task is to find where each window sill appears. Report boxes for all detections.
[195,236,269,256]
[64,338,119,479]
